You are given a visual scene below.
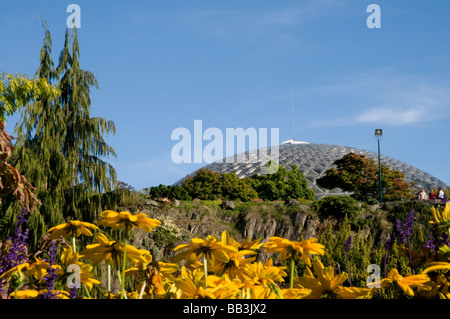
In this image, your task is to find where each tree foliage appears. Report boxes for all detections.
[181,168,258,201]
[178,165,314,202]
[316,153,414,202]
[249,165,315,201]
[6,24,118,249]
[0,73,59,122]
[148,184,192,201]
[0,121,39,214]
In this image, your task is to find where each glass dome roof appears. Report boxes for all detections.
[195,140,449,200]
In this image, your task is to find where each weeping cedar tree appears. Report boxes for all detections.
[9,25,118,249]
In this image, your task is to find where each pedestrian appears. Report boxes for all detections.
[438,188,447,201]
[418,189,427,200]
[429,189,437,200]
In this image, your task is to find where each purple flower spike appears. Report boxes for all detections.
[345,235,352,253]
[0,208,30,295]
[404,209,415,237]
[345,235,352,286]
[40,241,59,299]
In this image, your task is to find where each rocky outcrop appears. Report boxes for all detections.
[119,199,416,264]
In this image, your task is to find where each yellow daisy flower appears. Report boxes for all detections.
[242,259,287,291]
[97,210,161,233]
[380,269,430,297]
[47,220,98,239]
[60,246,101,290]
[297,259,349,299]
[173,235,237,264]
[263,237,325,267]
[206,274,243,299]
[281,288,312,299]
[79,233,145,267]
[175,274,216,299]
[126,250,179,298]
[430,202,450,232]
[10,289,70,299]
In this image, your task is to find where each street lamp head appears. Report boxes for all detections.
[375,129,383,137]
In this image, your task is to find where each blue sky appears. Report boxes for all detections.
[2,1,450,190]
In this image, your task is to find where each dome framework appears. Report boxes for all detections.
[199,141,449,200]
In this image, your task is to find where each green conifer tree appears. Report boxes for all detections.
[12,25,117,248]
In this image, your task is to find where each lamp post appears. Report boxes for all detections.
[375,129,383,203]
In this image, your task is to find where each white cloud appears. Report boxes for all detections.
[306,70,450,128]
[355,106,427,125]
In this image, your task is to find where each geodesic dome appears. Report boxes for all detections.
[192,140,449,200]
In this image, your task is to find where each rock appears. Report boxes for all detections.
[145,200,159,207]
[173,199,181,207]
[222,200,235,210]
[286,199,300,206]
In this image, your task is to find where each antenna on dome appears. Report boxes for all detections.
[291,90,296,141]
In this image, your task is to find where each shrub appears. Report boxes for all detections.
[148,184,192,200]
[312,195,360,220]
[248,165,315,201]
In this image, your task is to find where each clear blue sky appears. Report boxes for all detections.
[2,1,450,190]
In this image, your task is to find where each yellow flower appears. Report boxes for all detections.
[9,290,40,299]
[79,233,145,267]
[297,259,349,299]
[172,235,237,265]
[380,269,430,297]
[175,276,216,299]
[108,291,140,299]
[220,230,262,251]
[263,237,325,267]
[97,210,161,233]
[281,288,312,299]
[430,202,450,231]
[242,259,287,287]
[9,289,70,299]
[0,262,30,281]
[213,249,257,281]
[48,220,98,239]
[417,273,448,299]
[398,245,435,267]
[60,246,101,290]
[206,274,243,299]
[26,259,64,283]
[208,231,257,280]
[423,262,450,274]
[126,250,179,297]
[26,259,50,281]
[334,286,375,299]
[238,237,263,251]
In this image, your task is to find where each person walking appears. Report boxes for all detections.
[429,189,437,200]
[418,189,427,200]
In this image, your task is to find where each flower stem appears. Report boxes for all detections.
[116,269,128,299]
[345,252,352,286]
[107,264,111,299]
[407,237,415,275]
[139,281,146,299]
[72,237,76,254]
[83,283,91,299]
[203,254,208,283]
[289,258,295,289]
[121,229,128,299]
